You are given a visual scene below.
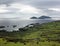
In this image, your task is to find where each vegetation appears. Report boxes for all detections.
[0,21,60,46]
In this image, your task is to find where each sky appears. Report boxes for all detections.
[0,0,60,19]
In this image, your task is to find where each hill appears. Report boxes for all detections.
[30,16,37,19]
[38,16,51,19]
[0,21,60,46]
[30,16,51,19]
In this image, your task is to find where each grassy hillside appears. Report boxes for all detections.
[0,21,60,46]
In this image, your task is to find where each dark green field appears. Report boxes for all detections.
[0,21,60,46]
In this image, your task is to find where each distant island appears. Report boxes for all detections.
[30,16,37,19]
[30,16,51,19]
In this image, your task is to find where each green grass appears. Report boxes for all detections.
[0,21,60,46]
[0,38,60,46]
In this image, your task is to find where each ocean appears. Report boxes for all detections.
[0,19,54,31]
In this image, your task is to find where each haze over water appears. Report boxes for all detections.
[0,19,54,31]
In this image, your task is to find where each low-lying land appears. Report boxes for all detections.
[0,21,60,46]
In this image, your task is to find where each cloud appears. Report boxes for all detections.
[0,0,60,8]
[0,3,47,19]
[42,8,60,20]
[0,4,17,14]
[48,8,60,12]
[0,8,8,13]
[10,3,40,14]
[0,5,8,13]
[0,3,40,14]
[0,0,60,19]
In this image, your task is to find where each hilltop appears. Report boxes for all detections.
[38,16,51,19]
[30,16,51,19]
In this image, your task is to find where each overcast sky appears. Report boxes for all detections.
[0,0,60,19]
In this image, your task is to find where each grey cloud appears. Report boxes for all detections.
[28,1,60,8]
[0,0,28,4]
[41,9,60,17]
[0,7,19,14]
[0,0,60,18]
[0,0,60,9]
[0,0,14,4]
